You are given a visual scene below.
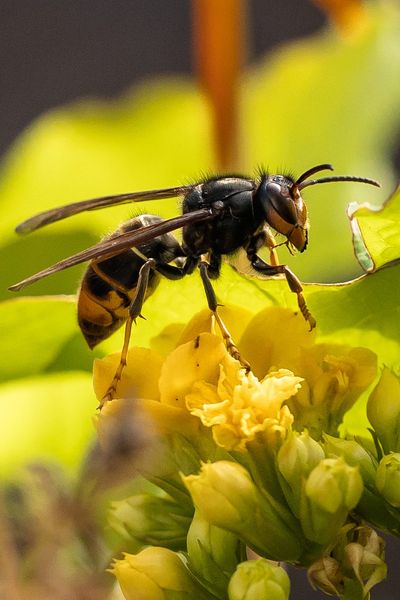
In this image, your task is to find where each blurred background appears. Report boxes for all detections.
[0,0,325,157]
[1,2,400,599]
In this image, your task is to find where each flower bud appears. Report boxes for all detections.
[343,526,386,596]
[367,367,400,453]
[183,460,304,561]
[111,547,212,600]
[300,457,363,544]
[375,453,400,507]
[322,437,400,533]
[323,434,376,486]
[109,493,192,550]
[308,556,343,597]
[308,524,386,599]
[186,510,240,595]
[228,559,290,600]
[277,431,325,515]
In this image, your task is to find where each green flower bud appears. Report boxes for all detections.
[277,431,325,514]
[228,559,290,600]
[109,492,192,550]
[183,460,305,561]
[368,368,400,453]
[111,547,213,600]
[186,510,240,595]
[323,437,400,534]
[323,434,376,486]
[300,457,363,544]
[376,453,400,507]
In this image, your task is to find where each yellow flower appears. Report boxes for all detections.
[288,344,377,438]
[93,306,376,448]
[111,547,211,599]
[93,315,301,452]
[93,346,164,402]
[237,306,377,439]
[186,358,301,451]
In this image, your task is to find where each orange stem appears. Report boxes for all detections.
[193,0,247,171]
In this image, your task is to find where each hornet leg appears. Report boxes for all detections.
[249,254,316,330]
[99,258,156,409]
[198,259,250,371]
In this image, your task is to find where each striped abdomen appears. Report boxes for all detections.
[77,214,182,348]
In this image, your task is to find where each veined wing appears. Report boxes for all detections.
[16,184,196,234]
[9,208,213,291]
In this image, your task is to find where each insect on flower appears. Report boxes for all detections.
[9,164,379,407]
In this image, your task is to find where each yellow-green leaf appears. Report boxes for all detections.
[349,185,400,271]
[0,372,95,477]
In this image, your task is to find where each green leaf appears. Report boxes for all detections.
[349,185,400,271]
[1,230,99,301]
[0,372,95,477]
[0,296,96,382]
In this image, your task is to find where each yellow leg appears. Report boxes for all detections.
[198,260,250,371]
[99,317,133,409]
[98,258,156,409]
[213,310,250,370]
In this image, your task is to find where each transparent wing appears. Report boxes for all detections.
[9,208,213,291]
[15,184,196,234]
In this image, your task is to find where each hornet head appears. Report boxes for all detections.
[257,163,379,253]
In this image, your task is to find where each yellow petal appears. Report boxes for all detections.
[159,333,227,408]
[136,397,204,439]
[150,322,186,356]
[177,304,253,347]
[112,547,200,599]
[213,423,247,451]
[185,358,299,450]
[239,307,316,379]
[112,556,163,600]
[93,346,163,402]
[187,381,229,426]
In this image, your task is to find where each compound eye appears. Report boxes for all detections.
[267,181,282,195]
[267,182,297,225]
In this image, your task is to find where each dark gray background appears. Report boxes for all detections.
[0,2,397,599]
[0,0,324,156]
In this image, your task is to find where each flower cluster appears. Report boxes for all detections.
[93,306,399,599]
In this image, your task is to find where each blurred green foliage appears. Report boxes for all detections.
[1,0,400,475]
